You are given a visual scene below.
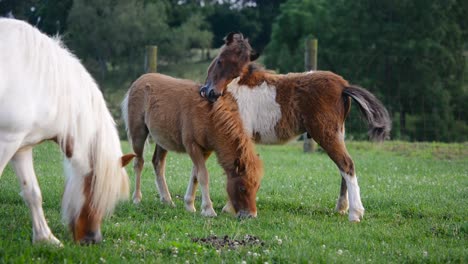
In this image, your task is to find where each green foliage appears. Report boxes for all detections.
[65,0,213,82]
[264,0,467,142]
[0,141,466,262]
[0,0,72,34]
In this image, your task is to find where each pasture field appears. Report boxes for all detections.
[0,141,466,263]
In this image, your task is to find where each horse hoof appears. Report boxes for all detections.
[33,235,63,247]
[222,203,236,215]
[201,208,217,217]
[132,193,142,204]
[336,208,348,215]
[349,208,364,222]
[185,204,196,213]
[161,199,175,207]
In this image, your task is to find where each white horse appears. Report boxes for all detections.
[0,18,135,245]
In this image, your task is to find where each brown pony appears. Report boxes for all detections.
[121,73,263,217]
[200,33,391,222]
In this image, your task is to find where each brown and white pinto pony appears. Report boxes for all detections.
[0,18,134,245]
[121,73,263,218]
[200,33,391,222]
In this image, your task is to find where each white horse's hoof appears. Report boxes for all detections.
[33,235,63,247]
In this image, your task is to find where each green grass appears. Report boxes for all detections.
[0,141,466,263]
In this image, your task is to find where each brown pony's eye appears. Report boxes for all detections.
[239,186,246,193]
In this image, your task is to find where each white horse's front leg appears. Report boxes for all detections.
[11,148,62,246]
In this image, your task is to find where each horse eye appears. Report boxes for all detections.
[217,60,222,65]
[239,186,246,193]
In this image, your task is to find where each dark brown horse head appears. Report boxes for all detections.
[200,32,259,102]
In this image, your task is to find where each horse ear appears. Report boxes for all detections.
[224,32,244,45]
[250,50,260,61]
[121,153,136,167]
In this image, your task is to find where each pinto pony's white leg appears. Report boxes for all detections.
[10,148,62,246]
[340,171,365,222]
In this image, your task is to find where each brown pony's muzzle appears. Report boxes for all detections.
[199,83,221,103]
[237,209,257,219]
[79,230,103,245]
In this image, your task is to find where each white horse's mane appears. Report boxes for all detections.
[2,18,129,222]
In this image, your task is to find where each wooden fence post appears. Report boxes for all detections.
[145,45,158,73]
[303,38,318,153]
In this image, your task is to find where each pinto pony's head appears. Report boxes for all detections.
[200,32,258,103]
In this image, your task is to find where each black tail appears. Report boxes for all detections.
[343,85,391,141]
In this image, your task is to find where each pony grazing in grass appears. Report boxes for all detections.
[0,19,134,245]
[200,33,391,222]
[121,73,263,218]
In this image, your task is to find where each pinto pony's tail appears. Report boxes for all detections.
[343,86,391,141]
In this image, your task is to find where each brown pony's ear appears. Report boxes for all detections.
[250,50,260,61]
[224,32,244,45]
[121,153,136,167]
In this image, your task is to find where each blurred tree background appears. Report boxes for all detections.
[1,0,466,142]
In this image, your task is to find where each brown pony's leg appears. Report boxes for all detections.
[186,147,216,217]
[152,144,174,206]
[129,127,148,204]
[307,124,364,222]
[184,151,212,213]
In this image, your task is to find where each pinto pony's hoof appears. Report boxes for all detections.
[348,207,365,222]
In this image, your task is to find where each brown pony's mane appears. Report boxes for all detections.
[237,63,278,87]
[211,93,263,188]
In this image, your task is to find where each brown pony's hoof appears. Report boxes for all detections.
[201,208,217,217]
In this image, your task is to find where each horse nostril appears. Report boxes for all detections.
[199,86,207,98]
[207,89,219,103]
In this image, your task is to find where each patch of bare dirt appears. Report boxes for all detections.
[192,235,264,249]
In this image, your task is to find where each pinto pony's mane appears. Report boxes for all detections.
[9,19,129,222]
[211,94,263,187]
